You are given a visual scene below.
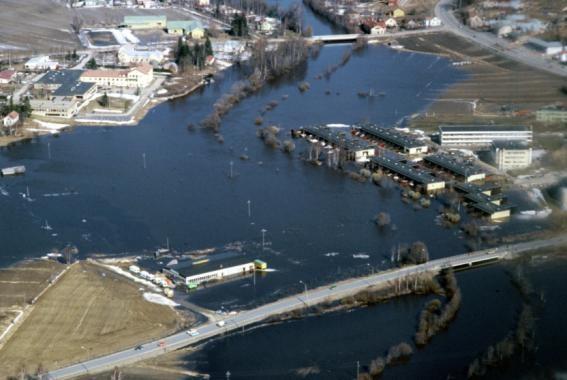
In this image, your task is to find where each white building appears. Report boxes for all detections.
[30,97,79,118]
[525,37,563,56]
[425,17,442,28]
[185,262,256,286]
[3,111,19,127]
[118,45,165,65]
[24,56,59,71]
[80,63,154,88]
[439,125,532,147]
[491,141,532,170]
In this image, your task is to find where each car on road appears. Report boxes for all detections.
[217,320,226,327]
[186,329,199,337]
[134,345,143,351]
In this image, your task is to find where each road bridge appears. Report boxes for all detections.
[45,234,567,379]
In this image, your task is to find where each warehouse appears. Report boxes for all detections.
[166,20,205,38]
[123,15,167,29]
[181,259,267,287]
[371,156,445,192]
[439,125,532,147]
[424,154,485,183]
[36,70,97,100]
[491,141,532,171]
[357,124,428,155]
[471,202,512,220]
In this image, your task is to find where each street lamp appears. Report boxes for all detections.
[299,280,308,305]
[261,229,267,249]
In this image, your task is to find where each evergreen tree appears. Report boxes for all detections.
[205,36,213,57]
[230,14,248,37]
[85,58,97,69]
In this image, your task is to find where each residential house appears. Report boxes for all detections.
[0,70,16,84]
[468,15,485,29]
[80,64,154,88]
[392,8,405,18]
[385,18,398,29]
[371,22,387,35]
[196,0,209,6]
[3,111,19,128]
[425,16,442,27]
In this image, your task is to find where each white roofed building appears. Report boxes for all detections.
[118,45,165,65]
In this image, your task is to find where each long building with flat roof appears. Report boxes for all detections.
[301,125,376,162]
[424,154,485,183]
[439,125,532,147]
[357,124,428,154]
[371,156,445,192]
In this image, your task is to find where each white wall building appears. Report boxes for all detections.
[30,97,79,118]
[491,141,532,170]
[185,262,256,286]
[3,111,19,128]
[118,45,165,65]
[24,56,59,71]
[439,125,532,147]
[80,64,154,88]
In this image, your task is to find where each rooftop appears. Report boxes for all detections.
[471,201,513,215]
[37,70,96,97]
[123,15,167,24]
[464,192,504,204]
[0,70,16,80]
[302,125,372,152]
[358,124,427,149]
[166,20,204,31]
[424,154,484,177]
[453,181,500,194]
[371,156,443,185]
[439,125,530,133]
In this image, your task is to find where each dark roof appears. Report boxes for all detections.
[37,69,96,97]
[464,192,504,204]
[492,140,531,150]
[453,181,500,194]
[424,154,484,177]
[302,125,372,152]
[358,124,427,149]
[471,201,513,215]
[439,125,530,133]
[371,156,443,185]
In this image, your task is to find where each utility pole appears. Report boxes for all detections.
[229,161,234,178]
[226,371,231,380]
[299,280,308,305]
[47,142,51,160]
[142,153,147,169]
[247,200,251,217]
[356,360,360,379]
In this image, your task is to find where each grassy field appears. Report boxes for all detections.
[397,32,567,132]
[0,0,195,56]
[0,261,185,377]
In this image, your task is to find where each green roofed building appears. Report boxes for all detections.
[166,20,205,39]
[123,15,167,30]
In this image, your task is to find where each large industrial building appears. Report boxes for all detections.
[438,125,532,147]
[36,70,97,100]
[123,15,167,29]
[166,20,205,38]
[491,141,533,171]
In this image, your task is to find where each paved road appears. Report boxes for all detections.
[435,0,567,78]
[45,234,567,379]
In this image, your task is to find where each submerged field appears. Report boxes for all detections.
[0,261,185,377]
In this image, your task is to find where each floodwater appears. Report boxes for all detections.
[0,4,563,379]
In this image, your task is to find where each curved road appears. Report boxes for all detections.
[45,234,567,379]
[435,0,567,78]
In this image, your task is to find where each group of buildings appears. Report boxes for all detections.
[28,64,154,118]
[295,122,537,220]
[462,1,566,64]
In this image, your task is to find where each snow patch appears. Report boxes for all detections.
[143,292,179,307]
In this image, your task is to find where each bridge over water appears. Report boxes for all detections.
[47,234,567,379]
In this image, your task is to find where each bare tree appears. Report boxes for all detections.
[71,15,84,34]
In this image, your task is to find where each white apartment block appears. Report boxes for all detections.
[439,125,532,147]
